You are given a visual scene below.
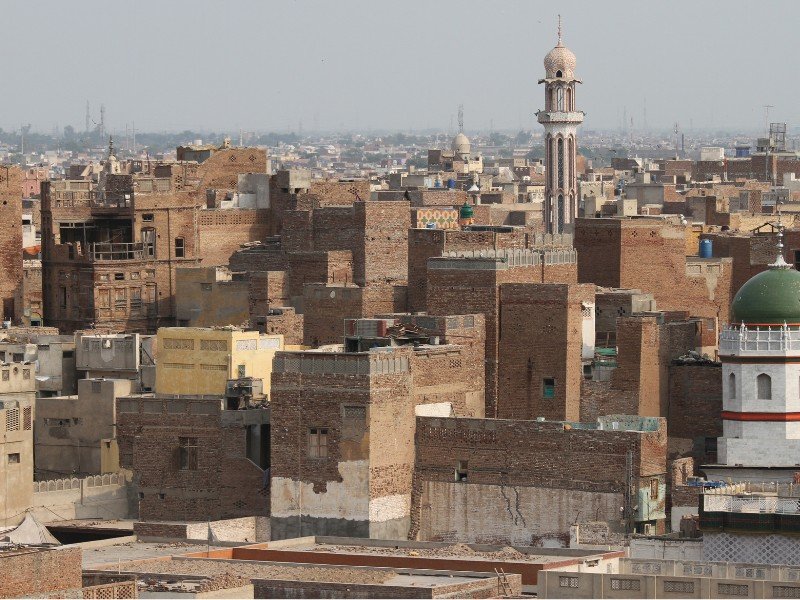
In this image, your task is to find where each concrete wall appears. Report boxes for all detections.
[0,394,34,526]
[156,328,283,396]
[419,480,621,547]
[629,537,703,561]
[35,378,133,477]
[30,472,133,522]
[175,266,250,328]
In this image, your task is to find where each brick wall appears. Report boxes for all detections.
[198,209,270,266]
[0,165,23,322]
[667,362,722,463]
[575,218,733,324]
[412,415,667,543]
[0,547,82,598]
[255,307,304,345]
[353,201,410,286]
[302,283,405,347]
[117,397,267,521]
[498,283,594,420]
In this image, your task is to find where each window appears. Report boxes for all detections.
[555,69,562,78]
[7,453,20,464]
[142,213,154,222]
[179,437,198,470]
[308,428,328,458]
[556,87,564,111]
[543,378,555,399]
[130,288,142,312]
[114,272,125,281]
[664,581,695,594]
[174,237,185,258]
[718,583,749,596]
[237,364,246,378]
[92,381,102,393]
[455,460,468,482]
[757,373,772,400]
[729,372,736,399]
[60,286,67,309]
[650,478,659,499]
[559,577,579,588]
[610,579,640,591]
[114,288,127,309]
[22,369,30,380]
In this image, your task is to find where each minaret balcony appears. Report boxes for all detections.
[537,111,585,124]
[720,323,800,357]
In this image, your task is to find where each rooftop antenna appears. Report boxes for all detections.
[85,101,91,134]
[457,104,464,133]
[763,104,773,137]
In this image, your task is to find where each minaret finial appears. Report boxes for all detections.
[770,193,791,269]
[557,14,562,45]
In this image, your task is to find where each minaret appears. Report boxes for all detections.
[716,217,800,473]
[537,16,584,234]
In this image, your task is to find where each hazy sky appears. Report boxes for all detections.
[2,0,797,134]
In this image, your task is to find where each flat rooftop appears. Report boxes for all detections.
[83,542,227,569]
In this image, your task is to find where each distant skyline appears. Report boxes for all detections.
[2,0,798,135]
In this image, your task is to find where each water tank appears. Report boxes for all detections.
[425,222,436,229]
[447,178,456,189]
[699,238,712,259]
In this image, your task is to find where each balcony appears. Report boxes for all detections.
[720,324,800,355]
[90,242,152,262]
[700,483,800,533]
[48,190,133,210]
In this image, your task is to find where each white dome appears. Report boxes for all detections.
[544,42,576,79]
[452,132,471,155]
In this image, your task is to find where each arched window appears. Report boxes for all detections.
[557,138,564,189]
[728,373,736,399]
[556,69,563,78]
[757,373,772,400]
[556,87,564,111]
[566,87,573,111]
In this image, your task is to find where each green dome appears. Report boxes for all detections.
[731,266,800,325]
[459,202,474,219]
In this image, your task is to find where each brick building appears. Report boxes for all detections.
[411,415,667,545]
[426,249,578,415]
[497,282,595,421]
[574,217,733,325]
[407,228,573,313]
[231,195,411,347]
[0,165,23,322]
[269,313,485,540]
[581,313,714,422]
[117,394,269,521]
[41,147,269,333]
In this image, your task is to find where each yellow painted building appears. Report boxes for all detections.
[155,327,284,397]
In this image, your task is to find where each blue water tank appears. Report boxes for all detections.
[425,222,436,229]
[447,178,456,189]
[699,238,712,258]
